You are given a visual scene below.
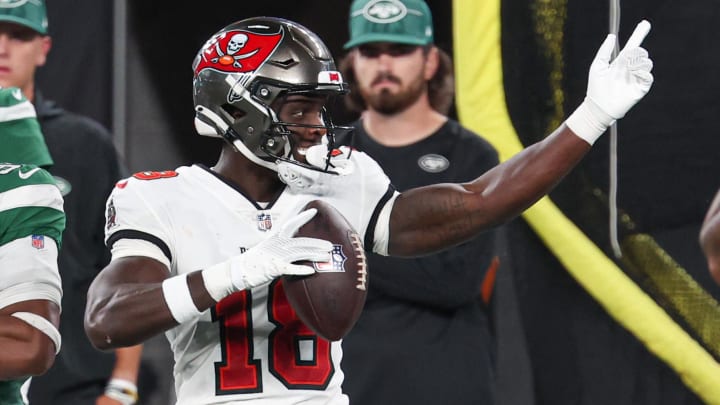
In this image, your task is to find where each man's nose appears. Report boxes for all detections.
[376,53,394,71]
[0,34,9,53]
[308,122,327,137]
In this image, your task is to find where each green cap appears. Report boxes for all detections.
[0,87,53,168]
[0,0,48,35]
[344,0,433,49]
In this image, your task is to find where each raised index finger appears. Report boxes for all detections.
[624,20,651,49]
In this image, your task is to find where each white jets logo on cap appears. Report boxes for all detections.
[359,0,408,23]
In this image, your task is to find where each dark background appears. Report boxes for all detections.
[38,0,720,233]
[38,0,454,172]
[34,1,720,403]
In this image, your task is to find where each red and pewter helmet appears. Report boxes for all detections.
[192,16,350,172]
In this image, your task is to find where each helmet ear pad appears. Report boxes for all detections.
[219,90,288,159]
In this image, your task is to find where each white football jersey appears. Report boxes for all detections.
[104,152,393,405]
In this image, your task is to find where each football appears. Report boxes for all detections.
[283,200,368,341]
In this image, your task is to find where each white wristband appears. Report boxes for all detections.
[201,260,237,302]
[161,273,202,324]
[565,97,615,145]
[105,378,138,405]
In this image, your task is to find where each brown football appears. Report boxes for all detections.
[283,200,368,341]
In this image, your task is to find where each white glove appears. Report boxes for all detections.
[566,20,654,144]
[201,208,332,301]
[278,144,355,195]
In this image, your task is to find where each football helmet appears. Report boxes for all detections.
[192,17,350,172]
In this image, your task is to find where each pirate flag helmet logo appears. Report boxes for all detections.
[194,29,283,74]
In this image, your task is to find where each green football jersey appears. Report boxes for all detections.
[0,163,65,247]
[0,163,65,404]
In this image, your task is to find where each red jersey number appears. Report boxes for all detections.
[213,280,333,395]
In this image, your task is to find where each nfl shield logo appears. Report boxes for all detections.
[314,244,347,272]
[257,212,273,231]
[31,235,45,250]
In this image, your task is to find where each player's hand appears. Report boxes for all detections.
[202,209,332,300]
[230,208,331,289]
[588,20,653,119]
[566,20,654,144]
[278,145,354,195]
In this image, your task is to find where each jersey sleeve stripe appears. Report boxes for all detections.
[0,207,65,247]
[107,229,173,263]
[364,185,396,249]
[0,184,64,213]
[0,99,36,121]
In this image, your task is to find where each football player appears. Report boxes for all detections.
[0,87,65,405]
[84,16,653,404]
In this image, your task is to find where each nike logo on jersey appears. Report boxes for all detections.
[18,167,41,179]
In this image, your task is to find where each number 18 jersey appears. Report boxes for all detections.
[104,157,393,405]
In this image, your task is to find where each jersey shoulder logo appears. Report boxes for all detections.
[18,167,41,179]
[105,198,118,231]
[0,163,21,174]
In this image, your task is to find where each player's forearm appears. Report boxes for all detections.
[0,300,60,379]
[464,125,589,221]
[0,316,55,379]
[85,260,218,350]
[111,344,143,382]
[85,282,178,349]
[389,126,589,256]
[99,345,143,405]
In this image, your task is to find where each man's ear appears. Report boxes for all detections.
[350,48,360,71]
[423,46,439,81]
[35,36,52,67]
